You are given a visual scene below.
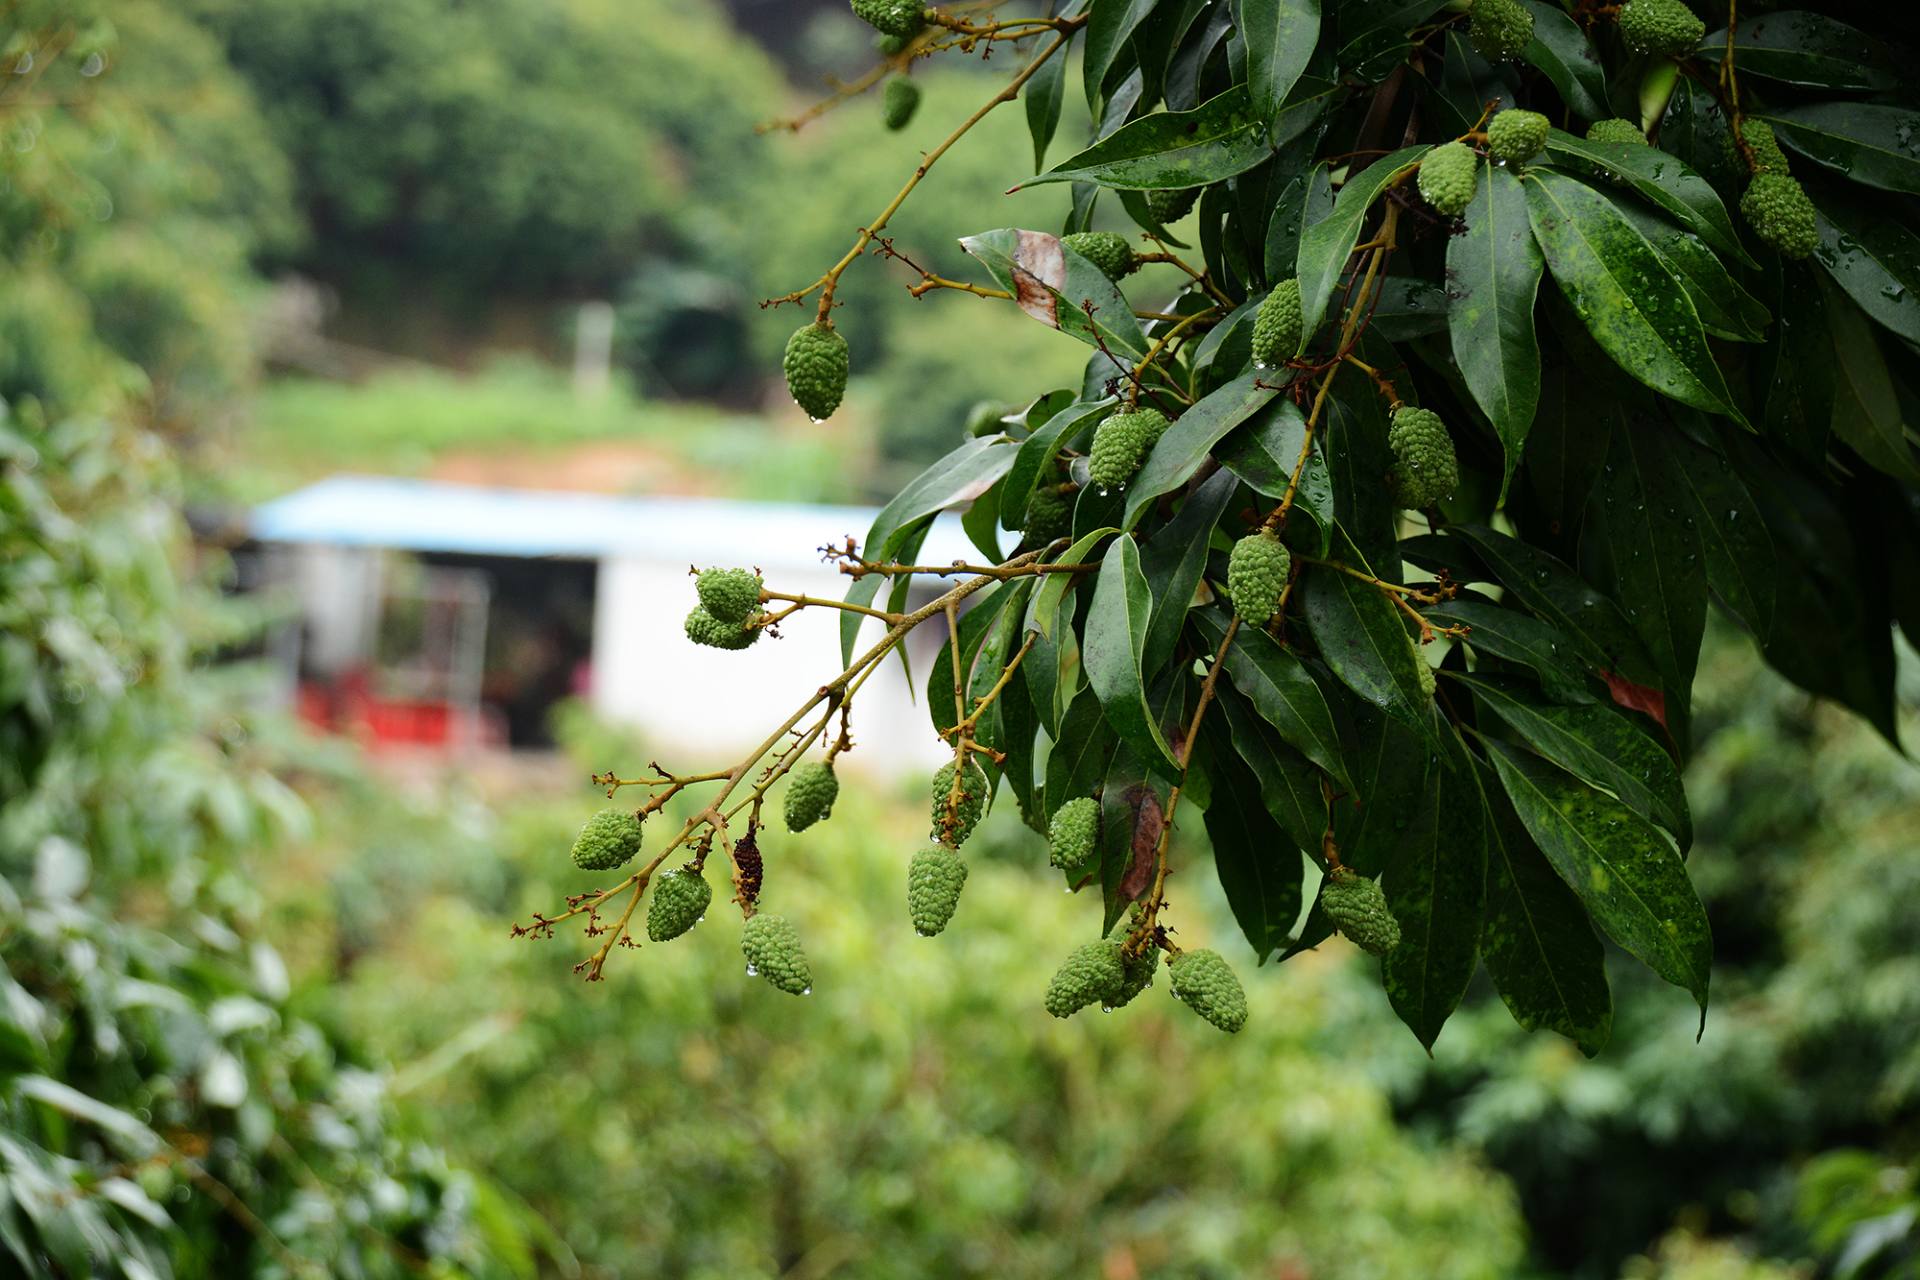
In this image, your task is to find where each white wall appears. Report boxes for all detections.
[591,556,956,777]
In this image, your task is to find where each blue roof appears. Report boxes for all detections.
[250,475,981,568]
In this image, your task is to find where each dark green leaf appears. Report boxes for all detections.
[1487,740,1711,1014]
[1024,86,1279,191]
[1323,364,1402,573]
[1696,13,1900,90]
[1457,671,1690,847]
[1666,430,1775,640]
[1811,188,1920,345]
[1215,686,1327,853]
[1382,719,1487,1050]
[1123,372,1276,525]
[1450,524,1656,682]
[1235,0,1320,135]
[1203,735,1306,963]
[1522,169,1745,423]
[1192,607,1350,788]
[1029,526,1120,641]
[1448,162,1544,497]
[1296,144,1428,340]
[962,479,1004,563]
[1480,769,1613,1056]
[1520,0,1607,119]
[1002,397,1113,532]
[1084,536,1181,769]
[1140,467,1238,673]
[1216,397,1333,555]
[1424,599,1593,704]
[1299,534,1430,731]
[959,228,1150,358]
[1085,0,1158,112]
[1026,40,1069,171]
[929,583,1015,741]
[1368,276,1450,340]
[1615,200,1771,342]
[1764,103,1920,195]
[1541,129,1749,264]
[1519,364,1611,557]
[1046,686,1120,835]
[1823,281,1919,482]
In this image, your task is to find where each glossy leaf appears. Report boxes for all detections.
[1488,740,1711,1015]
[1024,86,1280,191]
[1823,283,1919,482]
[1045,685,1120,837]
[1025,41,1069,171]
[1696,12,1899,90]
[1480,770,1613,1057]
[1811,189,1920,345]
[1616,200,1771,342]
[1123,372,1276,525]
[1296,144,1428,342]
[1192,607,1349,788]
[1764,103,1920,195]
[1520,0,1607,119]
[1541,129,1749,264]
[1666,431,1775,641]
[1423,600,1593,705]
[1084,0,1158,112]
[1203,733,1306,963]
[1215,398,1333,556]
[1084,536,1180,769]
[960,229,1149,359]
[1139,467,1238,674]
[1215,687,1326,854]
[1523,169,1745,423]
[1029,526,1120,641]
[1001,397,1112,532]
[1368,276,1450,340]
[1448,162,1544,497]
[1235,0,1320,135]
[1298,536,1430,732]
[1450,524,1657,682]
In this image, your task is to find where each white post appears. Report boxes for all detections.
[573,300,615,400]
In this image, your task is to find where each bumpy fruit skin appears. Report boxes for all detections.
[1250,278,1303,368]
[1322,867,1402,955]
[1387,406,1460,509]
[696,567,762,624]
[742,913,812,994]
[571,809,641,872]
[929,758,990,845]
[1087,408,1171,492]
[875,31,912,55]
[1585,118,1648,147]
[1468,0,1534,61]
[684,605,757,650]
[646,867,712,942]
[1061,231,1138,283]
[1617,0,1705,56]
[1227,530,1292,627]
[782,321,850,420]
[1168,949,1247,1033]
[1145,186,1199,226]
[1733,118,1790,174]
[1044,939,1126,1018]
[1417,141,1480,217]
[1107,918,1160,1007]
[1741,173,1818,259]
[882,75,919,131]
[784,762,839,832]
[1023,481,1074,547]
[1487,109,1550,164]
[1415,649,1436,698]
[907,846,969,936]
[850,0,923,38]
[1047,797,1099,869]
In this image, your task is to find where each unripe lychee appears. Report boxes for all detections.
[741,913,812,995]
[570,809,642,871]
[696,567,763,624]
[882,75,920,131]
[1145,186,1199,226]
[1617,0,1705,57]
[783,321,850,421]
[850,0,923,38]
[907,846,969,936]
[1087,407,1171,493]
[1731,118,1790,174]
[1227,530,1291,627]
[1250,278,1303,369]
[1061,231,1138,283]
[1585,118,1648,147]
[1047,796,1099,869]
[646,866,711,942]
[1418,142,1480,217]
[930,757,990,845]
[1321,866,1402,954]
[1168,948,1248,1032]
[784,761,840,832]
[1468,0,1534,61]
[1387,405,1460,509]
[684,605,757,651]
[1044,939,1126,1017]
[1487,109,1549,164]
[1108,916,1160,1008]
[1740,172,1818,259]
[1023,481,1075,547]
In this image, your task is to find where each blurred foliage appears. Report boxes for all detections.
[260,708,1528,1280]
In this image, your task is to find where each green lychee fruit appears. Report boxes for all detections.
[1022,481,1075,547]
[1061,231,1138,283]
[696,567,763,624]
[741,913,812,995]
[782,321,850,421]
[1740,172,1818,259]
[851,0,923,38]
[1145,186,1199,226]
[1731,118,1790,174]
[784,761,839,832]
[1044,938,1126,1018]
[1087,407,1171,493]
[1417,141,1480,217]
[571,809,641,872]
[1585,118,1649,147]
[1227,530,1292,627]
[1250,278,1303,369]
[1617,0,1706,57]
[1167,948,1248,1033]
[1321,867,1402,955]
[1468,0,1534,61]
[930,757,990,845]
[1047,796,1099,869]
[1107,917,1160,1008]
[907,846,969,936]
[882,75,920,131]
[684,605,757,651]
[875,31,913,55]
[1387,405,1460,509]
[1487,109,1550,164]
[646,866,712,942]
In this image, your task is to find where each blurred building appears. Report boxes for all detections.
[247,475,974,772]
